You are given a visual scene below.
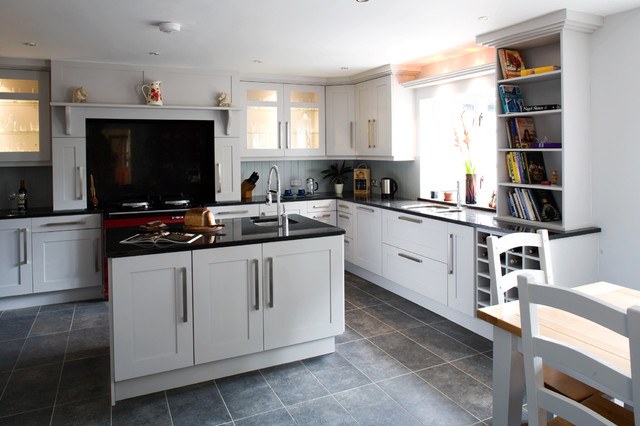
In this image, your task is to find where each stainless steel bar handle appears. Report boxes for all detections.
[367,120,372,148]
[285,121,290,149]
[344,239,350,245]
[217,210,248,215]
[20,228,28,265]
[398,252,422,263]
[253,259,260,311]
[338,203,350,209]
[267,257,274,308]
[357,206,374,213]
[43,220,87,227]
[216,163,222,193]
[350,121,354,148]
[312,204,331,209]
[338,214,350,220]
[77,166,84,200]
[398,216,422,224]
[278,121,282,149]
[313,214,331,219]
[448,234,455,275]
[182,267,188,322]
[371,119,376,148]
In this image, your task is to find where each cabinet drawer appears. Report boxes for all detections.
[382,243,447,305]
[337,212,353,238]
[32,214,101,232]
[306,211,336,226]
[307,199,336,213]
[336,201,354,214]
[260,201,306,217]
[208,204,260,219]
[382,210,447,262]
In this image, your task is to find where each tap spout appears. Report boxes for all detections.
[266,165,284,227]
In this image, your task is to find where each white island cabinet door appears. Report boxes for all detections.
[110,251,193,381]
[0,219,32,297]
[192,245,263,364]
[447,223,476,316]
[263,236,344,350]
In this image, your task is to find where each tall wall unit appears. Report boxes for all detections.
[476,9,603,231]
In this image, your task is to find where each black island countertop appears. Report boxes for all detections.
[105,214,345,258]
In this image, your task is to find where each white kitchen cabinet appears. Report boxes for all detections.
[353,205,382,275]
[326,85,355,157]
[208,204,260,219]
[192,245,263,364]
[32,214,101,293]
[110,251,193,381]
[263,236,344,350]
[381,210,447,262]
[214,137,241,202]
[260,200,307,217]
[446,223,475,316]
[242,82,325,158]
[304,199,336,226]
[354,75,415,160]
[337,201,354,263]
[52,137,87,211]
[0,218,32,297]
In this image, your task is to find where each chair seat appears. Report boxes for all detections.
[547,394,634,425]
[543,365,599,402]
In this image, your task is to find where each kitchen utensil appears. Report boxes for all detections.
[298,188,306,196]
[306,178,319,195]
[380,177,398,199]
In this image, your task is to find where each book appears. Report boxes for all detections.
[120,231,202,245]
[524,188,542,221]
[532,189,562,222]
[529,141,562,149]
[520,65,560,76]
[498,49,526,79]
[507,118,520,148]
[498,85,524,114]
[525,151,548,184]
[522,104,561,112]
[514,117,536,148]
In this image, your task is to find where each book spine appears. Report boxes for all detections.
[507,191,517,218]
[520,66,560,76]
[505,121,513,148]
[522,188,538,221]
[521,104,561,112]
[508,119,520,148]
[513,189,525,219]
[525,189,541,221]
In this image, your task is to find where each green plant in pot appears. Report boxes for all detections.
[321,161,353,195]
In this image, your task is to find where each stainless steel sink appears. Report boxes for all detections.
[252,217,298,227]
[400,203,462,214]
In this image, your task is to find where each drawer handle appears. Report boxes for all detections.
[267,257,274,308]
[217,210,248,215]
[314,214,331,219]
[77,166,84,200]
[338,214,350,220]
[398,215,422,224]
[253,259,260,311]
[216,163,222,193]
[398,252,422,263]
[176,267,188,323]
[312,204,330,209]
[338,204,349,209]
[20,228,28,265]
[43,220,87,227]
[357,206,374,213]
[344,239,350,245]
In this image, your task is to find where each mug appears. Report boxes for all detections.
[284,189,293,197]
[141,81,163,106]
[298,189,306,196]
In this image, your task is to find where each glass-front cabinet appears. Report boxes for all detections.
[0,69,51,164]
[244,82,324,157]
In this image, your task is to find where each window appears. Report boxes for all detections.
[418,74,496,208]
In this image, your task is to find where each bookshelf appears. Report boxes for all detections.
[476,9,603,231]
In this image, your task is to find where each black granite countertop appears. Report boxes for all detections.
[105,214,345,258]
[0,207,102,220]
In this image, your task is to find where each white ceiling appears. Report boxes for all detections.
[1,0,639,78]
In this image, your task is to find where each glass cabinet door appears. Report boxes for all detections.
[245,84,283,156]
[0,69,51,164]
[284,85,324,157]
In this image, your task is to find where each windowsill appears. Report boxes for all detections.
[417,197,496,213]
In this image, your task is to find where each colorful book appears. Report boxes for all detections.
[498,49,526,79]
[520,66,560,76]
[514,117,536,148]
[533,189,561,222]
[525,151,548,184]
[498,85,524,114]
[522,104,561,112]
[507,118,520,148]
[529,141,562,149]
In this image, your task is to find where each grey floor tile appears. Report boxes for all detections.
[0,307,39,341]
[344,272,375,290]
[335,325,363,344]
[66,326,109,361]
[287,395,357,425]
[417,363,493,420]
[378,373,478,425]
[235,408,296,425]
[29,307,74,337]
[337,340,408,382]
[370,332,445,371]
[0,338,24,372]
[0,362,62,417]
[452,353,493,387]
[335,383,421,425]
[56,354,110,404]
[302,353,370,393]
[0,407,53,425]
[0,370,10,393]
[51,394,110,426]
[15,332,69,369]
[111,392,172,426]
[72,302,108,330]
[216,371,283,419]
[363,304,424,331]
[40,302,76,312]
[430,320,493,352]
[344,300,358,312]
[345,309,394,338]
[166,381,231,426]
[261,361,328,406]
[344,285,383,308]
[385,298,446,324]
[403,325,478,361]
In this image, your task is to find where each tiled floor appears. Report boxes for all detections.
[0,272,497,425]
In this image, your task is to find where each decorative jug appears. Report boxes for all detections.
[141,81,163,106]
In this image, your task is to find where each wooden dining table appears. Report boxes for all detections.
[477,281,639,425]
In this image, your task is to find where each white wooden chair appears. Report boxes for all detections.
[518,274,640,426]
[487,229,599,403]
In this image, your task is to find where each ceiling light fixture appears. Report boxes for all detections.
[477,16,489,22]
[340,66,349,70]
[22,42,37,47]
[158,22,181,33]
[356,0,369,2]
[149,51,161,56]
[253,60,263,64]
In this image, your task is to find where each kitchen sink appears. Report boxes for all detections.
[400,203,463,214]
[252,217,299,227]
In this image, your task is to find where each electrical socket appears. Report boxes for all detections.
[371,179,378,187]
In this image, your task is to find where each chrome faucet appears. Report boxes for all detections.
[442,180,462,208]
[266,165,284,227]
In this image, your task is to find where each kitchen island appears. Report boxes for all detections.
[105,214,345,404]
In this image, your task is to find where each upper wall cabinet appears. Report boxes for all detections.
[476,9,603,231]
[241,82,325,159]
[0,69,51,165]
[326,85,356,157]
[354,75,416,161]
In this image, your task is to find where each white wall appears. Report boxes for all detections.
[590,7,640,288]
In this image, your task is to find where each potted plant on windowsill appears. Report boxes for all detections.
[321,161,353,195]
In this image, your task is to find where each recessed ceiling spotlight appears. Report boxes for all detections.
[356,0,369,2]
[253,60,263,64]
[149,51,161,56]
[22,42,37,47]
[340,66,349,70]
[158,22,181,33]
[477,16,489,22]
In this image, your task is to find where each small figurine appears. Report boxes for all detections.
[550,170,558,185]
[72,87,88,103]
[217,92,231,107]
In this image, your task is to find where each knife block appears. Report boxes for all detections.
[241,180,256,201]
